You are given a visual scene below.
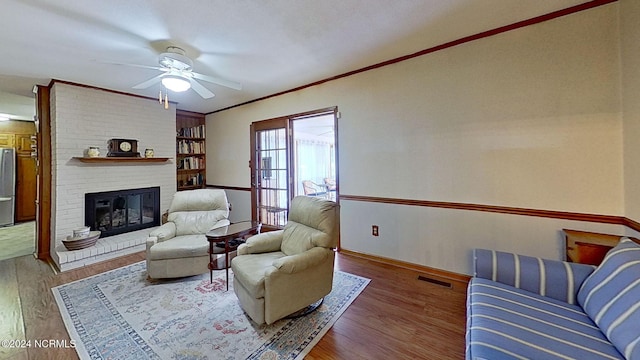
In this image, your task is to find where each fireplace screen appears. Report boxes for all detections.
[85,187,160,238]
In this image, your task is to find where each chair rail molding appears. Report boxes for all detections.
[339,194,633,230]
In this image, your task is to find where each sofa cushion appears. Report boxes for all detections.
[231,251,286,298]
[148,235,208,260]
[281,221,322,256]
[467,278,623,359]
[168,188,229,213]
[474,248,595,305]
[280,196,338,255]
[168,211,228,236]
[577,238,640,359]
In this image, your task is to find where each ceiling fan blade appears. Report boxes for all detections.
[192,72,242,91]
[119,63,166,71]
[132,74,163,89]
[99,60,166,72]
[189,79,215,99]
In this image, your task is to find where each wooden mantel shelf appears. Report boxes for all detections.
[72,157,171,163]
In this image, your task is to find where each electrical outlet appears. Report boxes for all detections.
[372,225,379,236]
[228,202,233,211]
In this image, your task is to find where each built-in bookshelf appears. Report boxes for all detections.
[176,110,206,191]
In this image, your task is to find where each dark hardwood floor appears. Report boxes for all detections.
[0,251,467,360]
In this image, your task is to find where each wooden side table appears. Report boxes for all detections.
[563,229,622,265]
[206,221,261,290]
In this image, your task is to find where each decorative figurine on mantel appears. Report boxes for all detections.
[87,146,100,157]
[107,138,140,157]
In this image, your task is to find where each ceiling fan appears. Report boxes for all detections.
[120,46,241,99]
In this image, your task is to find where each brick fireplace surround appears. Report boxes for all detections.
[50,83,176,271]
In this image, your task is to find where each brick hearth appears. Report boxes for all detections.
[53,227,158,271]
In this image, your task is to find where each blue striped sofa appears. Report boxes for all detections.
[466,238,640,360]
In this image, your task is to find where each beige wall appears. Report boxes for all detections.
[621,0,640,221]
[207,4,630,274]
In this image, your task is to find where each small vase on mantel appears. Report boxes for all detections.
[87,147,100,157]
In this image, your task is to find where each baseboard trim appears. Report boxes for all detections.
[338,248,470,288]
[45,255,61,275]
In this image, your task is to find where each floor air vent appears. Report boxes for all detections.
[417,275,452,288]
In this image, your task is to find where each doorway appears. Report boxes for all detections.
[0,120,37,261]
[250,107,338,229]
[292,114,336,200]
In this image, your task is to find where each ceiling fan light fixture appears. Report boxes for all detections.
[161,74,191,92]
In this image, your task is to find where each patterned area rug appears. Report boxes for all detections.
[52,261,369,360]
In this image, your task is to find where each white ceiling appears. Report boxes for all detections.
[0,0,589,120]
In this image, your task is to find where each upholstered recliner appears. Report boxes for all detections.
[146,189,230,279]
[231,196,339,325]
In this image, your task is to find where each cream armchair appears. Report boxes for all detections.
[231,196,339,325]
[146,189,230,279]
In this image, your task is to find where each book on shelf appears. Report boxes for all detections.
[177,140,205,154]
[178,125,206,138]
[179,173,204,187]
[177,156,204,170]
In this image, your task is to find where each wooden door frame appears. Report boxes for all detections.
[250,117,291,231]
[35,84,51,260]
[249,106,339,230]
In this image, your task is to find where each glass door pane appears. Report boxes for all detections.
[251,118,290,228]
[142,192,155,224]
[127,194,141,225]
[258,128,288,227]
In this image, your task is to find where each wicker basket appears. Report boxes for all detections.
[63,231,101,251]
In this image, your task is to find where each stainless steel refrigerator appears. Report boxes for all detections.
[0,148,15,227]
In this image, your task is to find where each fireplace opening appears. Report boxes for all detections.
[85,187,160,238]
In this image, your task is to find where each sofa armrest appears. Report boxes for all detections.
[237,230,283,255]
[149,222,176,242]
[271,247,331,274]
[146,236,158,252]
[210,219,230,230]
[474,248,596,304]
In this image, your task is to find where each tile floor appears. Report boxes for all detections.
[0,221,35,261]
